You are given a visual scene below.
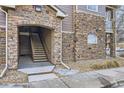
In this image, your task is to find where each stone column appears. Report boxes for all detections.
[0,28,6,64]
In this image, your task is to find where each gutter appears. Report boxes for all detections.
[0,7,8,78]
[60,20,71,70]
[48,5,68,18]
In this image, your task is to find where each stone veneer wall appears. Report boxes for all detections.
[74,12,106,61]
[7,5,62,69]
[62,33,75,62]
[0,28,6,64]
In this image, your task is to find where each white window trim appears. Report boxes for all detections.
[75,6,105,18]
[87,5,98,12]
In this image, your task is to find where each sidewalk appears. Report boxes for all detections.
[1,67,124,88]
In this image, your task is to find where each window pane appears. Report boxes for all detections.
[87,5,98,11]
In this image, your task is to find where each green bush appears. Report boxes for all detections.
[90,60,120,70]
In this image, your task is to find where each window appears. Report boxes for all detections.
[87,33,97,44]
[87,5,98,12]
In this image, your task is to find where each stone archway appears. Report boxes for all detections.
[7,6,62,69]
[18,25,54,68]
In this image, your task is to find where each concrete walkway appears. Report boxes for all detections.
[2,67,124,88]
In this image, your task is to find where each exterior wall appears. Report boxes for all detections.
[57,5,73,32]
[58,5,106,62]
[0,10,6,64]
[7,5,62,69]
[0,5,116,68]
[74,11,106,60]
[0,28,6,64]
[57,5,75,62]
[77,5,106,17]
[105,6,116,57]
[62,33,75,62]
[0,11,6,26]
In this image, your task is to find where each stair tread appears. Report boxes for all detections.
[31,33,48,62]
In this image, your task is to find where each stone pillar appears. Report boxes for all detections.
[0,28,6,64]
[51,19,62,64]
[52,32,62,64]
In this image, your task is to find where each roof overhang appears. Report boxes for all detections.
[1,5,15,8]
[48,5,67,18]
[1,5,66,18]
[106,5,120,9]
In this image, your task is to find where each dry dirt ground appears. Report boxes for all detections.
[56,57,124,73]
[0,65,28,84]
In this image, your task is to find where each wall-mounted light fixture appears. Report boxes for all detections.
[35,5,42,12]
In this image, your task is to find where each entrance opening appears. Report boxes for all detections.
[18,26,53,69]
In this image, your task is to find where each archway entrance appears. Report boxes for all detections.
[18,25,54,71]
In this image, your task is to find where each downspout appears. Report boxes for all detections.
[60,20,71,70]
[0,7,8,78]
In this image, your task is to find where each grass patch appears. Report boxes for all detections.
[90,60,120,70]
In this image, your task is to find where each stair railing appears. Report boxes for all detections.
[30,33,35,61]
[39,34,50,61]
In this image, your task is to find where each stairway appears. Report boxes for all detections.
[31,33,48,62]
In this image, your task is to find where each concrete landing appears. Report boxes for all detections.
[18,66,55,75]
[18,56,53,69]
[28,78,67,88]
[4,67,124,88]
[54,68,79,76]
[28,73,58,82]
[18,56,55,74]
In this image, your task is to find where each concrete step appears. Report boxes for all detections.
[33,49,45,51]
[33,58,47,60]
[33,59,48,62]
[33,55,47,57]
[33,52,45,54]
[18,65,55,75]
[31,33,48,62]
[33,50,45,52]
[33,43,43,48]
[34,47,44,50]
[28,73,58,82]
[33,57,47,60]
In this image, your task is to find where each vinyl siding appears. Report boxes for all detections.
[57,5,73,32]
[0,11,6,26]
[77,5,106,17]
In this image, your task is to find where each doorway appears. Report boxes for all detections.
[18,26,52,69]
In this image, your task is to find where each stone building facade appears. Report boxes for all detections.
[57,5,117,62]
[0,27,6,64]
[74,12,106,61]
[0,5,65,69]
[0,5,117,70]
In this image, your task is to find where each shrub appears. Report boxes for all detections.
[90,60,120,70]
